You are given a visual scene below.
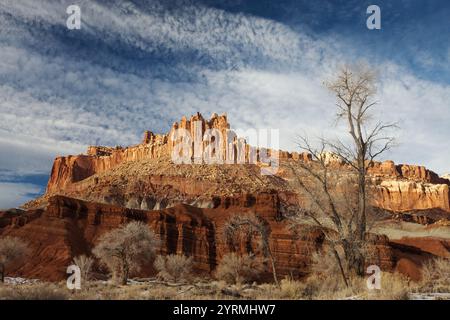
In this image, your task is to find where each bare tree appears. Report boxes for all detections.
[93,221,159,285]
[0,237,29,283]
[326,65,396,241]
[290,64,396,281]
[154,254,193,283]
[222,213,279,286]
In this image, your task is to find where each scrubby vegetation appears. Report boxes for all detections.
[93,221,159,285]
[0,236,29,282]
[1,267,447,300]
[72,255,94,285]
[215,253,263,285]
[154,254,193,283]
[419,257,450,293]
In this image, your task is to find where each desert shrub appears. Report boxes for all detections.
[306,249,411,300]
[276,277,306,299]
[154,254,193,283]
[371,272,410,300]
[73,255,94,284]
[215,253,263,285]
[302,249,353,298]
[0,283,68,300]
[302,272,352,299]
[0,236,29,282]
[93,221,159,285]
[420,258,450,293]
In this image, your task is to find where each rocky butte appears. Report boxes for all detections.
[40,112,450,213]
[1,112,449,281]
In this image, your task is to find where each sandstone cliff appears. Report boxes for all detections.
[3,195,439,282]
[39,113,450,214]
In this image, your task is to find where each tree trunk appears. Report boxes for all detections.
[120,262,129,285]
[355,156,367,276]
[358,166,367,241]
[268,252,279,287]
[342,238,365,278]
[332,248,349,288]
[0,263,4,283]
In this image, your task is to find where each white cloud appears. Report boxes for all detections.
[0,182,42,209]
[0,0,449,186]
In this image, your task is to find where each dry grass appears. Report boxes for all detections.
[420,258,450,293]
[0,266,447,300]
[215,253,263,285]
[0,283,68,300]
[368,272,410,300]
[154,254,193,283]
[257,271,412,300]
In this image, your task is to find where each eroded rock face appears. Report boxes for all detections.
[47,141,169,194]
[42,113,450,214]
[441,173,450,182]
[0,195,283,280]
[4,195,425,281]
[45,113,303,197]
[368,161,450,184]
[375,180,450,212]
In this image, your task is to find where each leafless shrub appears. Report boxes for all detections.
[73,255,94,284]
[215,253,263,285]
[420,258,450,293]
[0,236,29,283]
[93,221,159,285]
[302,253,357,299]
[366,272,410,300]
[154,254,193,283]
[222,213,278,285]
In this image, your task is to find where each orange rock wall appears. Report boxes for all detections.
[1,195,400,281]
[45,114,450,212]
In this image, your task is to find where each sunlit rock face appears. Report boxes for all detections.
[41,113,449,214]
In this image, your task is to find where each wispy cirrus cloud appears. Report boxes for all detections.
[0,0,449,208]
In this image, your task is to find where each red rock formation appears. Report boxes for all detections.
[45,113,297,196]
[42,113,450,214]
[47,138,169,194]
[391,237,450,259]
[374,180,449,212]
[3,195,445,282]
[368,160,450,184]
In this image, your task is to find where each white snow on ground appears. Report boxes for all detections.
[409,293,450,300]
[4,277,40,285]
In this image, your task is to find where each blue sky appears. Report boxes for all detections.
[0,0,449,208]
